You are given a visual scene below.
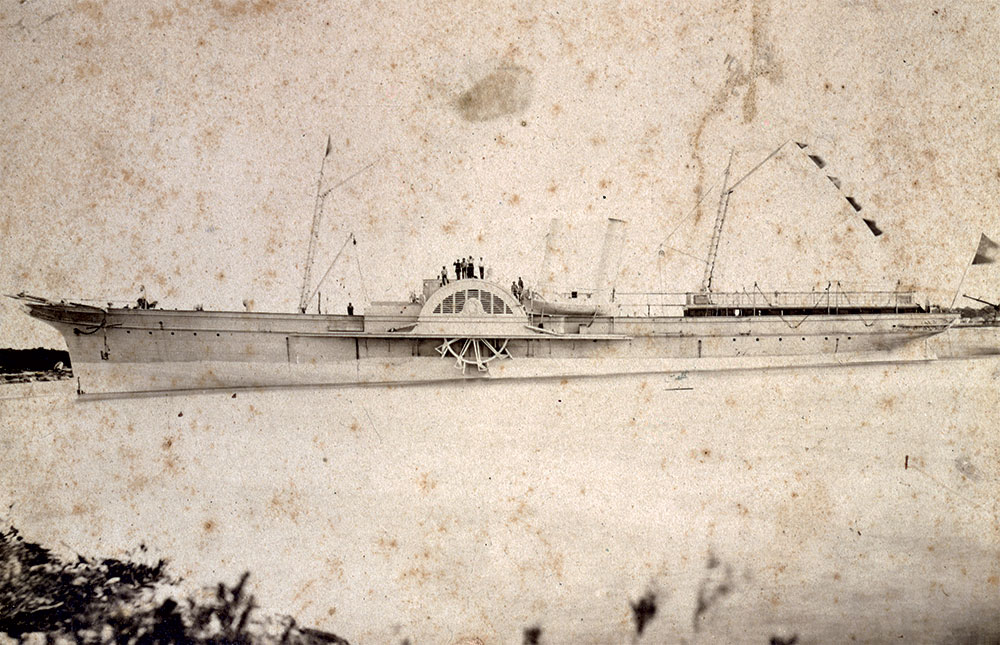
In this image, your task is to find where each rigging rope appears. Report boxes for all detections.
[747,283,879,329]
[353,240,369,304]
[832,285,878,327]
[73,311,109,335]
[749,284,812,330]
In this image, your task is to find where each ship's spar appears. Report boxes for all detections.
[298,136,374,314]
[701,150,733,294]
[696,141,876,296]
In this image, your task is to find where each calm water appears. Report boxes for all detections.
[2,359,998,644]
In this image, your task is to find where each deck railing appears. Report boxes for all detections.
[609,290,919,317]
[683,290,915,309]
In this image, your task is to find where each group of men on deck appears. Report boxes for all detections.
[441,257,485,285]
[511,277,525,301]
[437,258,527,303]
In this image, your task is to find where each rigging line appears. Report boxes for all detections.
[663,177,721,245]
[299,137,336,313]
[654,141,788,291]
[319,158,381,198]
[751,284,811,329]
[73,311,109,335]
[726,139,791,193]
[950,261,972,309]
[354,243,369,304]
[662,244,709,266]
[304,233,356,308]
[833,286,877,327]
[619,231,720,290]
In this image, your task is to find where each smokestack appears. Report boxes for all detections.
[593,217,627,302]
[538,217,566,296]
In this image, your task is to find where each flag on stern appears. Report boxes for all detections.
[972,233,999,265]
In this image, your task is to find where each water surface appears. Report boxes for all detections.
[2,360,998,643]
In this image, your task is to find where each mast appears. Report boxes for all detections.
[701,150,734,293]
[593,217,628,303]
[299,136,333,313]
[537,217,565,297]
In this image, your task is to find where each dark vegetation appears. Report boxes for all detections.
[0,349,71,374]
[629,590,657,637]
[0,348,72,383]
[956,305,998,320]
[0,526,351,644]
[770,636,798,645]
[522,625,541,644]
[693,553,733,633]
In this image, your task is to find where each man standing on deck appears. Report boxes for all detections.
[479,257,485,279]
[454,258,461,281]
[441,266,449,286]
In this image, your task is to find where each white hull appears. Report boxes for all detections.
[68,344,949,396]
[14,292,998,396]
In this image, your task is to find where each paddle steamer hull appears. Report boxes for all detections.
[16,294,978,395]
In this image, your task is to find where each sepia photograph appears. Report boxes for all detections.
[1,1,998,643]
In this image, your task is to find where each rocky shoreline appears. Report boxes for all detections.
[0,370,72,386]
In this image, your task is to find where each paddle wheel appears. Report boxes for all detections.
[436,337,511,373]
[412,279,527,373]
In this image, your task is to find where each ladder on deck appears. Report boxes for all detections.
[701,151,733,293]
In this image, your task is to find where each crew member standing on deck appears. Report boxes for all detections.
[347,302,354,316]
[441,266,449,286]
[479,257,485,279]
[454,258,461,281]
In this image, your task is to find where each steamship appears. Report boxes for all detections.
[11,143,999,395]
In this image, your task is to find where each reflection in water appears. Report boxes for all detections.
[2,359,999,643]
